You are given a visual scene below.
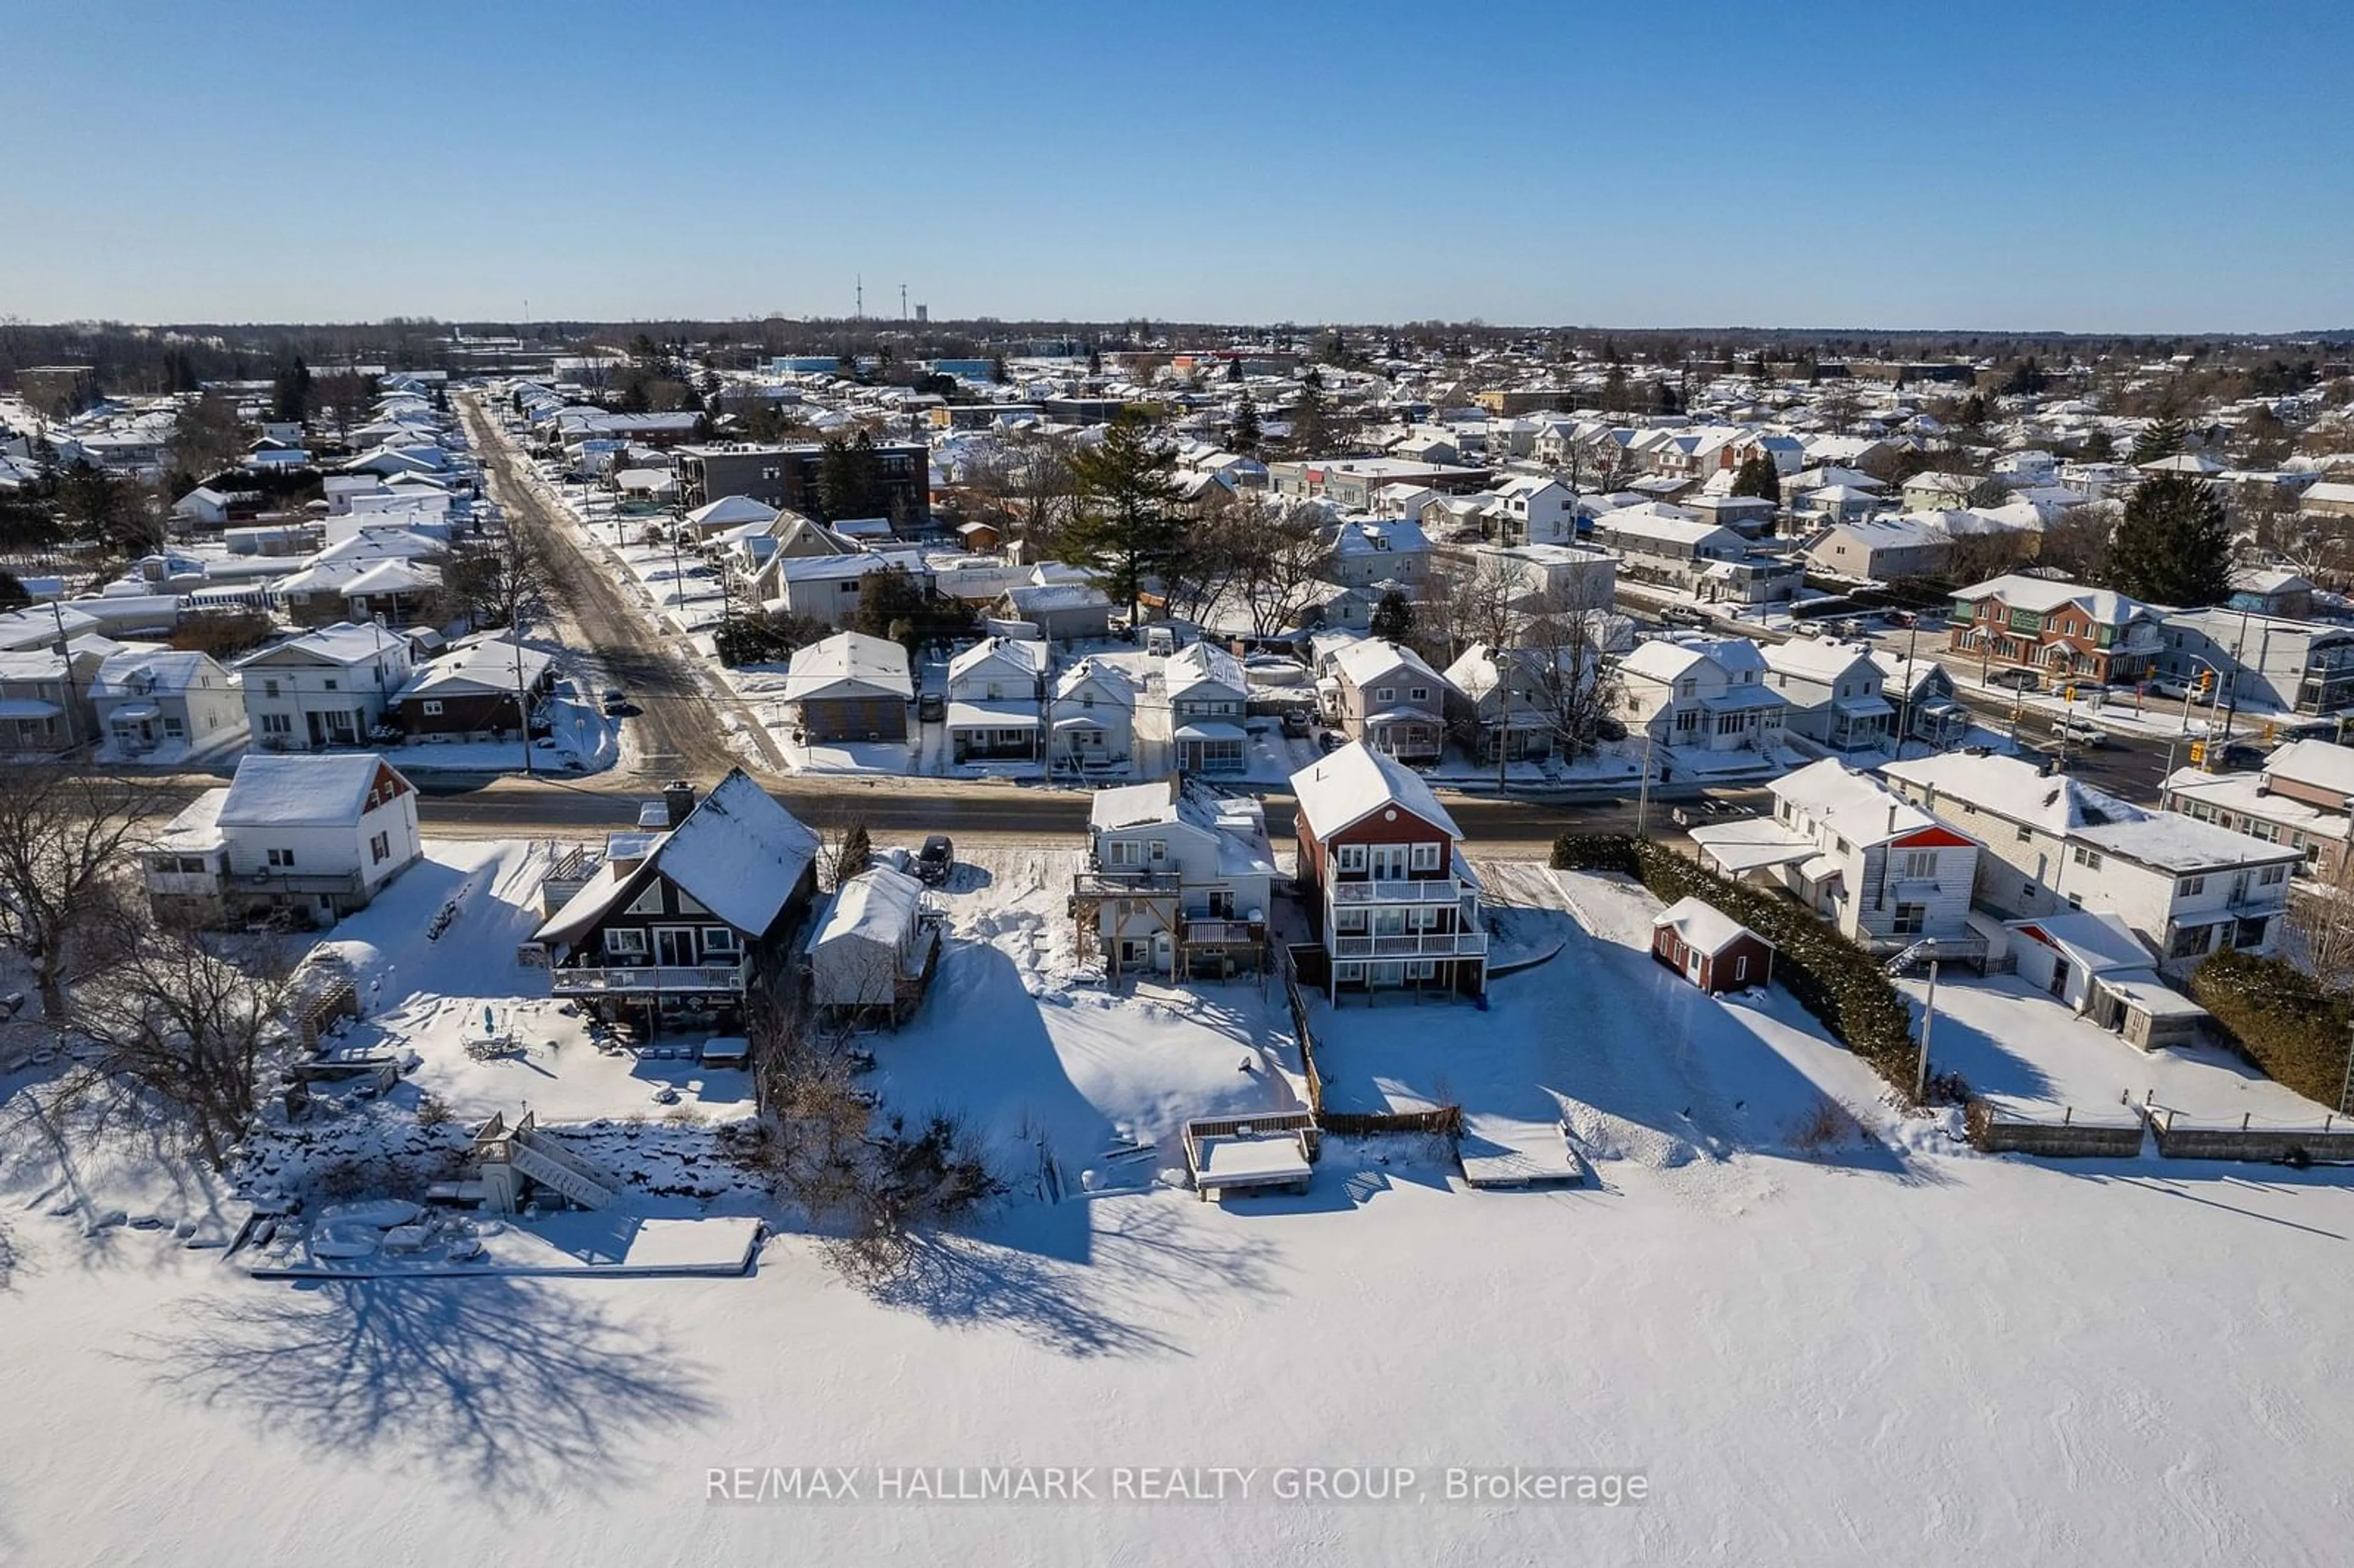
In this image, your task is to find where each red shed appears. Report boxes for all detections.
[1651,896,1774,994]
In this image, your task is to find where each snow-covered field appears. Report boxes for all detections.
[5,849,2354,1564]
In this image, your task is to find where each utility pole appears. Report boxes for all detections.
[1892,616,1920,759]
[1634,726,1657,838]
[900,283,908,321]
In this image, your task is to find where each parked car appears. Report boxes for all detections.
[1279,708,1311,737]
[917,691,946,723]
[1659,603,1712,628]
[2217,742,2268,772]
[1317,729,1346,753]
[2144,675,2192,701]
[1986,668,2041,693]
[601,687,628,715]
[916,834,954,886]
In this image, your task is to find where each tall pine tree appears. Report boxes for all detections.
[1229,390,1262,455]
[2111,474,2231,607]
[1731,454,1780,504]
[2129,416,2190,465]
[1062,413,1182,623]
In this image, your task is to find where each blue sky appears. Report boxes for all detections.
[6,0,2349,330]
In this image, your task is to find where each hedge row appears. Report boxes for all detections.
[1552,832,1919,1090]
[2190,950,2353,1107]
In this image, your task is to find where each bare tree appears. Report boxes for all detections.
[445,520,550,633]
[65,926,299,1168]
[962,430,1078,559]
[1230,499,1338,639]
[0,764,164,1021]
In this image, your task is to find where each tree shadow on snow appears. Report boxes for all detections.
[124,1275,716,1498]
[843,1198,1281,1360]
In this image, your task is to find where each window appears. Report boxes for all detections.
[1336,844,1368,873]
[1675,709,1700,734]
[1411,842,1441,872]
[421,699,443,717]
[368,831,389,864]
[1734,955,1750,983]
[2259,864,2287,886]
[701,927,740,954]
[2177,873,2206,896]
[676,889,710,915]
[1104,838,1139,867]
[2014,824,2032,842]
[1335,962,1364,981]
[322,678,338,691]
[261,713,292,736]
[2071,845,2103,870]
[262,679,281,699]
[1147,839,1168,864]
[267,848,295,868]
[604,928,647,957]
[1409,687,1429,702]
[628,884,665,915]
[1335,908,1367,933]
[2169,924,2209,959]
[1897,848,1937,881]
[1375,687,1394,702]
[1892,903,1926,936]
[1407,960,1436,980]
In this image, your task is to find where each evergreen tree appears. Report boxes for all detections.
[1369,590,1416,645]
[1287,383,1332,454]
[1731,454,1780,504]
[817,430,886,520]
[2111,474,2232,607]
[989,353,1007,383]
[2001,356,2049,397]
[2129,416,2190,465]
[0,569,28,611]
[1061,413,1182,623]
[270,355,314,424]
[1229,391,1262,455]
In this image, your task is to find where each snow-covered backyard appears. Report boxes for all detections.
[6,841,2354,1565]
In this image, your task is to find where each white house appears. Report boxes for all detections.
[140,752,423,927]
[1690,759,1979,949]
[1327,637,1455,765]
[1762,638,1894,753]
[235,621,414,750]
[1074,778,1277,979]
[2002,908,2211,1051]
[1882,752,2301,971]
[1049,657,1137,772]
[90,649,245,759]
[1618,636,1786,755]
[1164,641,1249,774]
[803,865,935,1019]
[1440,642,1589,763]
[1325,518,1431,588]
[945,635,1048,764]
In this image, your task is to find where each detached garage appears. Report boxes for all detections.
[1651,897,1775,994]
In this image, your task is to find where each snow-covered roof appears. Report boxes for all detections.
[948,634,1048,681]
[1653,895,1763,956]
[1883,752,2149,837]
[1328,637,1449,696]
[397,636,552,700]
[1164,639,1246,698]
[806,865,924,951]
[2265,739,2354,802]
[1948,573,2153,628]
[1289,739,1460,841]
[89,649,223,698]
[1762,637,1879,685]
[1771,759,1948,847]
[684,494,780,529]
[2074,809,2304,874]
[235,621,403,669]
[2006,909,2154,973]
[218,753,405,827]
[539,769,819,946]
[780,631,912,702]
[1090,780,1179,832]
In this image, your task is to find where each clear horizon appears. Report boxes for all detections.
[6,0,2350,333]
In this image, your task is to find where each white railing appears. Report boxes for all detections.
[549,962,746,994]
[1330,931,1488,959]
[1331,877,1462,905]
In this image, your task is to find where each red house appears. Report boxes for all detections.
[1651,897,1774,994]
[1288,740,1487,1000]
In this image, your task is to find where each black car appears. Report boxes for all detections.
[916,834,954,885]
[2217,742,2268,772]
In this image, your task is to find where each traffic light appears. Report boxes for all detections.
[2188,740,2207,767]
[2263,721,2277,745]
[2196,669,2215,700]
[2063,685,2077,702]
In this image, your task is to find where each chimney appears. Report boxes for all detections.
[663,779,698,826]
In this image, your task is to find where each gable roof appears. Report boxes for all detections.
[1289,738,1460,841]
[218,753,405,827]
[780,631,912,702]
[1653,895,1764,956]
[534,768,818,946]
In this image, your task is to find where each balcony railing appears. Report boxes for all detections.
[549,962,747,994]
[1330,931,1488,959]
[1331,877,1462,905]
[1075,866,1181,896]
[1182,918,1262,946]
